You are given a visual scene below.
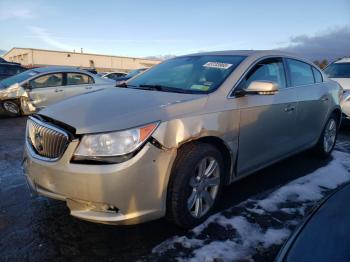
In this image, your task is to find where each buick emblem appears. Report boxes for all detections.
[34,131,44,152]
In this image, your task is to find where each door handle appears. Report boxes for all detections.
[284,105,295,112]
[55,89,63,92]
[85,86,93,89]
[321,97,329,102]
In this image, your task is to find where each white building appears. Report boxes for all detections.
[3,47,161,72]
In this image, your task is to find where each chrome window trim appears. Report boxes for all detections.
[227,55,322,99]
[227,55,283,98]
[26,116,70,162]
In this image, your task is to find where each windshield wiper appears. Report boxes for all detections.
[116,82,138,88]
[137,84,187,93]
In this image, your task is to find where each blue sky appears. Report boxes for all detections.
[0,0,349,58]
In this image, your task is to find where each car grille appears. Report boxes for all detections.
[26,117,69,160]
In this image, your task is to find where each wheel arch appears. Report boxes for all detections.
[331,107,342,128]
[176,136,235,185]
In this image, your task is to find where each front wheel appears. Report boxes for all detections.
[314,115,338,157]
[166,142,224,228]
[2,100,21,117]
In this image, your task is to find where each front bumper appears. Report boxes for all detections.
[23,139,176,225]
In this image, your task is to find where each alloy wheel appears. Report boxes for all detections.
[323,118,337,153]
[187,156,220,218]
[3,101,19,115]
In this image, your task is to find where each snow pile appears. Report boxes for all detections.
[152,151,350,261]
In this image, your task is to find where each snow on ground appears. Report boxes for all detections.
[151,151,350,262]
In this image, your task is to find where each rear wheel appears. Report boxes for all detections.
[314,114,338,157]
[2,100,21,117]
[166,142,224,228]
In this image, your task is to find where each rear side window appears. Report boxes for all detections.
[67,73,94,85]
[312,67,323,83]
[287,59,314,86]
[244,58,286,89]
[30,73,63,88]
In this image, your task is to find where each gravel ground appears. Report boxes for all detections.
[0,114,349,261]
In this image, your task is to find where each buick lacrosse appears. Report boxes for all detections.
[23,51,342,228]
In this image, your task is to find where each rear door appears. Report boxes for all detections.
[28,73,64,109]
[235,57,299,176]
[285,59,330,147]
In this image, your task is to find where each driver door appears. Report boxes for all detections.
[235,57,299,176]
[28,73,64,110]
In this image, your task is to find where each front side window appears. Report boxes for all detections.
[30,73,63,88]
[67,73,93,85]
[324,63,350,78]
[243,58,286,89]
[287,59,314,86]
[128,55,246,93]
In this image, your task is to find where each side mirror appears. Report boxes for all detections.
[22,82,32,91]
[245,80,279,95]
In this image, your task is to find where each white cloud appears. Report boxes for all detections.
[280,25,350,61]
[28,26,75,51]
[0,7,34,20]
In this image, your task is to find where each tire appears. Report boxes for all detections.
[314,114,338,158]
[2,100,21,117]
[166,142,224,228]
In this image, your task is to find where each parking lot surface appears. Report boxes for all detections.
[1,114,350,261]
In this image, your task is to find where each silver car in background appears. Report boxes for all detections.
[0,67,115,116]
[324,57,350,121]
[23,51,342,228]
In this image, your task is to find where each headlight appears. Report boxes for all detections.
[342,91,350,102]
[73,122,159,163]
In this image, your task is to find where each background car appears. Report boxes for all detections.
[99,72,127,80]
[0,66,115,116]
[276,183,350,262]
[114,68,147,84]
[0,58,26,80]
[23,51,342,228]
[324,57,350,121]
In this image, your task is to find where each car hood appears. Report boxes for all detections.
[330,78,350,90]
[40,87,208,134]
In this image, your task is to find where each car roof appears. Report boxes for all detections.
[182,50,310,61]
[30,66,94,74]
[335,57,350,63]
[0,62,22,66]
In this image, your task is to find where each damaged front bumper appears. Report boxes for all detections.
[0,86,38,115]
[23,139,177,225]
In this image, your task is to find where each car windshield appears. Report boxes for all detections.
[324,63,350,78]
[0,69,38,88]
[126,69,145,78]
[128,55,246,93]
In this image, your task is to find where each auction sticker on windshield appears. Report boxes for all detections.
[203,62,233,70]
